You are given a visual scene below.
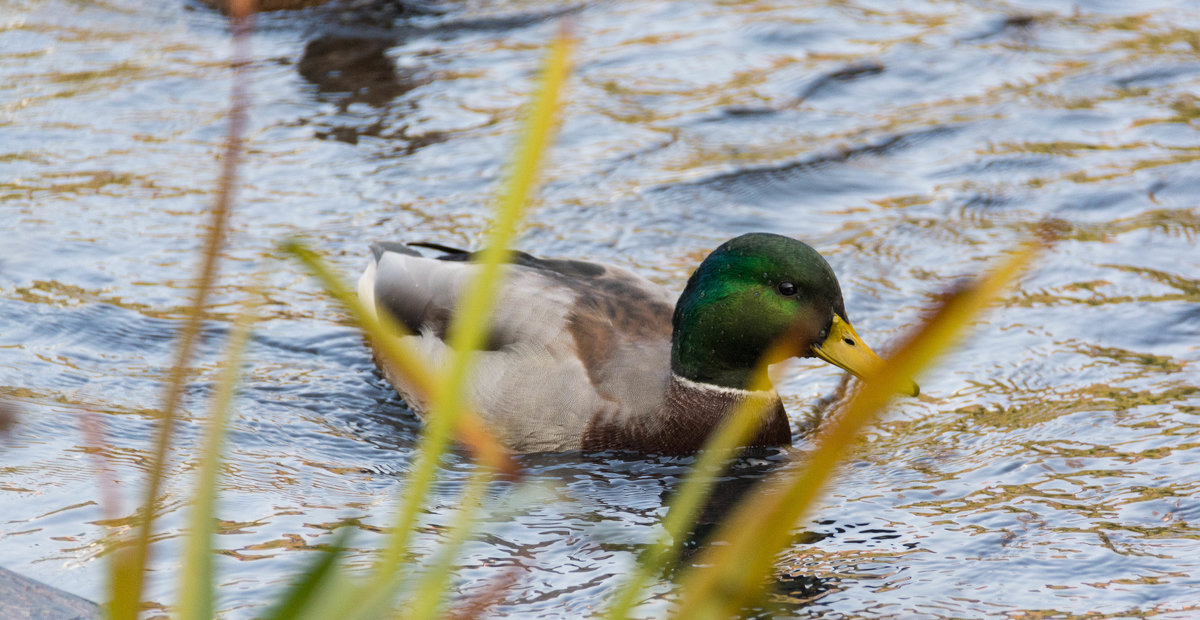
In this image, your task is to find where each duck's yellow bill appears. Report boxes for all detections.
[811,315,920,397]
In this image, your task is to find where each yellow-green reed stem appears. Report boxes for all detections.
[282,241,515,620]
[178,286,262,620]
[262,525,357,620]
[602,340,793,620]
[404,465,495,620]
[671,243,1039,620]
[281,28,572,618]
[109,6,254,618]
[365,25,573,610]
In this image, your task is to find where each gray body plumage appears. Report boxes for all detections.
[357,243,789,453]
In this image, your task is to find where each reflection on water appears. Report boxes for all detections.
[299,35,418,110]
[2,0,1199,616]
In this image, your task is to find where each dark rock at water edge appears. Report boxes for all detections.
[0,568,99,620]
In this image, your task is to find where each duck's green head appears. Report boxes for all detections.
[671,233,918,396]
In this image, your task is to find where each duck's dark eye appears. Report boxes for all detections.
[777,281,798,297]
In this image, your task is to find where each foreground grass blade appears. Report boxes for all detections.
[277,27,572,619]
[177,288,261,620]
[602,339,791,620]
[262,526,356,620]
[108,4,255,616]
[371,25,574,618]
[281,240,516,620]
[671,243,1039,619]
[398,25,574,620]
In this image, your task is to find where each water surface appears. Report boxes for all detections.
[2,0,1199,616]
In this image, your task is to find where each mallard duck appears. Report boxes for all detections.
[358,233,916,454]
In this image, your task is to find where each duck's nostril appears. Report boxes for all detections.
[843,338,855,346]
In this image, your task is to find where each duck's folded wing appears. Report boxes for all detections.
[357,243,679,451]
[359,244,587,351]
[362,246,469,338]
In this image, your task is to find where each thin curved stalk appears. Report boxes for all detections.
[601,340,790,620]
[178,285,262,620]
[276,26,573,619]
[362,25,574,616]
[107,3,255,617]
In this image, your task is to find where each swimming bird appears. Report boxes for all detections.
[358,233,916,454]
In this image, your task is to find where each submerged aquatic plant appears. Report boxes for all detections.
[95,7,1035,619]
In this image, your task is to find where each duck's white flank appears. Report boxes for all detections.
[671,373,778,398]
[357,261,378,324]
